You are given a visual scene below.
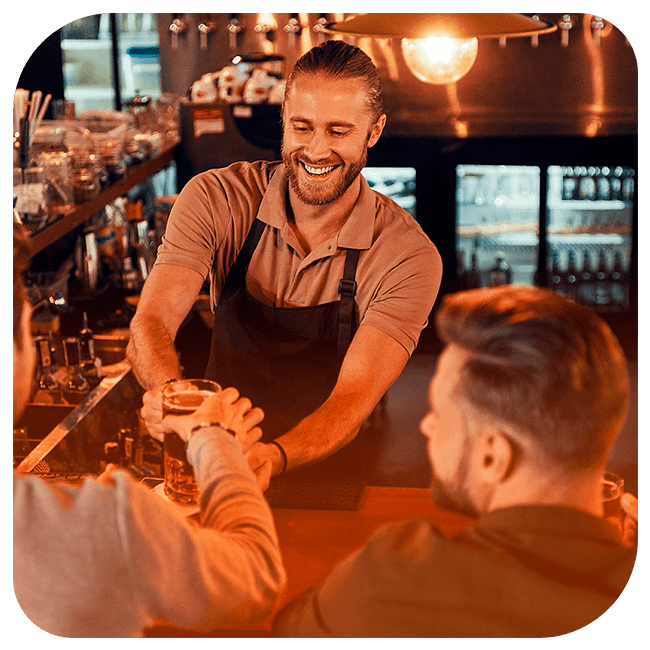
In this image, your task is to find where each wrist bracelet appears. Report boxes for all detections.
[187,422,237,444]
[269,440,288,475]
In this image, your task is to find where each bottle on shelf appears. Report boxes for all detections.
[122,256,140,293]
[79,311,95,363]
[579,168,597,201]
[594,250,611,308]
[563,250,580,302]
[562,166,576,201]
[576,251,596,306]
[597,167,612,201]
[608,251,629,310]
[488,252,512,287]
[573,167,585,200]
[610,167,623,201]
[62,337,89,405]
[32,336,62,402]
[548,251,565,293]
[79,311,101,388]
[548,251,582,302]
[465,250,481,289]
[621,168,635,203]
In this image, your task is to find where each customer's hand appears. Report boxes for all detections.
[162,386,264,453]
[621,493,638,547]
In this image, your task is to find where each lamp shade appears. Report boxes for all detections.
[324,13,557,40]
[325,13,557,85]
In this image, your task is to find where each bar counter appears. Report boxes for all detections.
[146,486,473,637]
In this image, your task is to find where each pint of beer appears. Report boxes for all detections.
[162,379,221,504]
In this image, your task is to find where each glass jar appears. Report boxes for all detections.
[38,151,74,216]
[93,132,126,182]
[72,166,100,203]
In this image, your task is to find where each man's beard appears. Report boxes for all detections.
[429,436,481,519]
[282,144,368,206]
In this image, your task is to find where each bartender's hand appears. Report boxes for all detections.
[246,442,284,492]
[140,387,165,442]
[162,387,264,454]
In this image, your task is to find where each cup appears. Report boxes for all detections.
[162,379,221,504]
[602,471,624,523]
[53,99,76,121]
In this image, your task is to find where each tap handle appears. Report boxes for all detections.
[227,14,244,51]
[198,17,217,50]
[590,15,605,46]
[558,14,573,48]
[313,15,329,43]
[169,15,187,50]
[284,15,302,34]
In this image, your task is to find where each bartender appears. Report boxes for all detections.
[127,40,442,490]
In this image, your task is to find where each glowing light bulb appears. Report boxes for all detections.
[401,36,479,84]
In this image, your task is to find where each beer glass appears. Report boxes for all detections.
[602,471,624,523]
[162,379,221,504]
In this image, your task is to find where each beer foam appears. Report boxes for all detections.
[164,389,214,412]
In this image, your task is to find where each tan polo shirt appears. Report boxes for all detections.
[156,161,442,355]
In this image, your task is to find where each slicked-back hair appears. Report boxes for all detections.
[283,39,384,123]
[435,285,630,468]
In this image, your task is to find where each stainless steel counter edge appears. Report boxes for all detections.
[15,360,133,474]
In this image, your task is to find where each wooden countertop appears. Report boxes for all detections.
[146,486,472,637]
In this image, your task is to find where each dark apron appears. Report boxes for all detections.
[204,218,365,480]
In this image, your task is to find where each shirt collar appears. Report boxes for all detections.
[256,163,289,230]
[336,175,376,250]
[256,164,376,251]
[478,504,624,544]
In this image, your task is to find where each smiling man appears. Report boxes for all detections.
[282,76,383,208]
[128,40,442,489]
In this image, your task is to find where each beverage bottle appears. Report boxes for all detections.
[573,167,585,200]
[563,250,579,302]
[608,251,629,310]
[488,252,512,287]
[122,256,139,292]
[465,251,481,289]
[579,168,597,201]
[576,251,595,306]
[597,166,612,201]
[548,251,565,294]
[622,168,635,203]
[562,167,576,201]
[79,311,95,363]
[33,336,62,402]
[79,311,101,387]
[62,337,90,405]
[594,250,611,308]
[610,167,623,201]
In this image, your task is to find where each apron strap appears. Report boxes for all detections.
[337,248,361,364]
[221,218,266,298]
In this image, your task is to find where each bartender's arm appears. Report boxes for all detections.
[246,323,409,489]
[127,263,204,390]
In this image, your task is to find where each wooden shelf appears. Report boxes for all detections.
[28,143,177,258]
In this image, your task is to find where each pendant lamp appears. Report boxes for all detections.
[325,13,558,84]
